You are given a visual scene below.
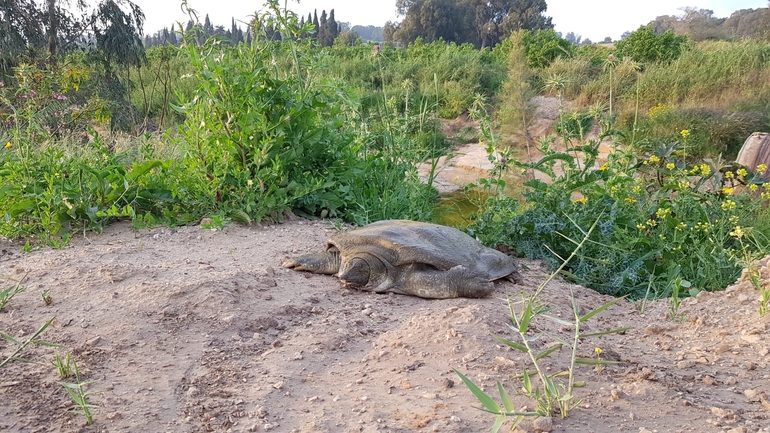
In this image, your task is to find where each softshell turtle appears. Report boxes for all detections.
[281,220,520,299]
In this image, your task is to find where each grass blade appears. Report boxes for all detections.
[454,369,501,414]
[491,334,528,353]
[534,343,563,360]
[498,382,514,412]
[579,296,628,323]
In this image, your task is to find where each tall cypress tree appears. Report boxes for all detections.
[328,9,339,43]
[319,10,328,46]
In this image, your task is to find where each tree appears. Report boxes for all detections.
[0,0,144,75]
[385,0,553,48]
[334,29,360,46]
[564,32,582,45]
[318,10,329,46]
[615,25,689,63]
[328,10,340,42]
[92,0,145,75]
[169,23,178,46]
[203,14,213,35]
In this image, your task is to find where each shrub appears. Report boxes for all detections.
[468,126,770,299]
[615,26,689,64]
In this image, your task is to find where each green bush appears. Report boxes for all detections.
[626,104,767,160]
[615,26,689,64]
[468,133,770,299]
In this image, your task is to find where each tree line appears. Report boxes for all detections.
[384,0,553,48]
[143,9,343,49]
[0,0,145,76]
[646,7,770,41]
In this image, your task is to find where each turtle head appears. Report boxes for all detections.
[337,257,370,287]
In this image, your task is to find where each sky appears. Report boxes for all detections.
[129,0,769,42]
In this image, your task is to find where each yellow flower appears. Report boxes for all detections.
[749,184,758,192]
[725,171,734,179]
[599,163,609,171]
[3,141,10,149]
[680,129,691,138]
[656,207,672,219]
[730,226,745,239]
[700,164,711,176]
[633,186,643,194]
[721,200,736,211]
[636,223,645,230]
[646,219,657,228]
[573,197,588,205]
[659,234,666,241]
[737,168,748,177]
[625,197,637,204]
[694,221,711,233]
[666,163,675,170]
[247,179,254,186]
[678,180,690,189]
[594,347,603,356]
[649,155,660,163]
[757,164,767,175]
[721,187,734,195]
[729,215,739,224]
[689,165,700,175]
[676,222,687,231]
[762,192,770,200]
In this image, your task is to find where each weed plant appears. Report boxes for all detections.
[456,217,627,430]
[174,0,438,224]
[0,276,26,312]
[52,351,73,379]
[469,109,770,299]
[58,358,97,424]
[0,317,57,369]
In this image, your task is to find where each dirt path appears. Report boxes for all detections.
[1,219,769,432]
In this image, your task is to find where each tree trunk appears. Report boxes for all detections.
[47,0,57,64]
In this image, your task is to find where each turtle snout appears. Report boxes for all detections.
[338,258,370,287]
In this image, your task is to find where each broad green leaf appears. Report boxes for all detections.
[519,301,533,333]
[541,314,574,327]
[498,383,514,412]
[491,334,528,353]
[0,332,20,345]
[490,414,505,433]
[522,369,532,393]
[454,369,501,414]
[534,343,563,360]
[579,295,628,323]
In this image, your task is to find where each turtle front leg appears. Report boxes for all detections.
[281,250,341,275]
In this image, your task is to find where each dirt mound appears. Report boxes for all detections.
[1,220,769,432]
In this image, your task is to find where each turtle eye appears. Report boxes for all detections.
[338,258,370,287]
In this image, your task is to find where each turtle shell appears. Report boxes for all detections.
[327,220,517,281]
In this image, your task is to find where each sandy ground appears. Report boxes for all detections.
[2,218,770,433]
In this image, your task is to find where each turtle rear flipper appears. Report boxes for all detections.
[402,265,494,299]
[281,250,341,274]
